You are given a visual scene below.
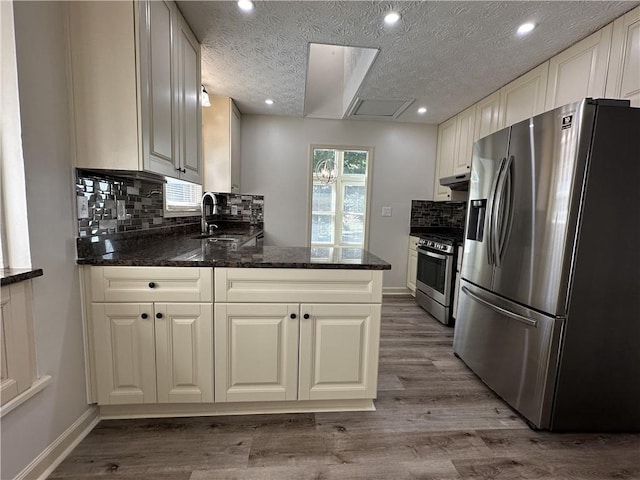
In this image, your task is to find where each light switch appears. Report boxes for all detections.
[231,205,238,216]
[381,206,392,217]
[77,196,89,219]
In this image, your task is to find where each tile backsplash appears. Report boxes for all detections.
[76,170,263,236]
[410,200,467,229]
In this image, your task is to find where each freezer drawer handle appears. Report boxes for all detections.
[462,286,538,328]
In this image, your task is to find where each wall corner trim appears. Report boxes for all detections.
[13,406,99,480]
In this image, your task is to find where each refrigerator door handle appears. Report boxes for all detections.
[461,286,538,328]
[494,155,515,267]
[486,157,506,266]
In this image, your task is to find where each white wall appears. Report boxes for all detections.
[240,115,437,290]
[1,2,93,478]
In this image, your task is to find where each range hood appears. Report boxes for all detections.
[440,172,470,191]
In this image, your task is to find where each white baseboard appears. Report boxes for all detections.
[14,406,99,480]
[382,287,412,296]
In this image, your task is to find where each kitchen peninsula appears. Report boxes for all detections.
[76,224,390,419]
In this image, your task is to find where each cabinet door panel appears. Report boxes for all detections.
[407,248,418,295]
[299,304,381,400]
[474,91,501,141]
[155,303,213,403]
[499,62,549,128]
[91,303,156,405]
[545,25,611,110]
[215,303,298,402]
[454,105,476,174]
[230,104,242,193]
[433,116,457,201]
[176,15,202,184]
[607,7,640,106]
[139,0,176,177]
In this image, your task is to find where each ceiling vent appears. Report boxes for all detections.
[346,98,414,120]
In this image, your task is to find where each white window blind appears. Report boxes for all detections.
[164,177,202,213]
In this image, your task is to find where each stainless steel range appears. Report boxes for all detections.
[415,233,462,326]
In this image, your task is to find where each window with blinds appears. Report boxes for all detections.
[164,177,202,214]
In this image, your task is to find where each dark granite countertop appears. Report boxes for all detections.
[76,224,390,270]
[1,268,44,286]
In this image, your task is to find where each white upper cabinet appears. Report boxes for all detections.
[453,105,476,175]
[498,62,549,128]
[606,6,640,107]
[68,1,201,183]
[176,14,202,184]
[474,91,501,141]
[433,116,458,201]
[545,24,613,111]
[203,97,242,193]
[139,0,177,177]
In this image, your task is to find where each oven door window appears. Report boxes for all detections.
[417,249,447,294]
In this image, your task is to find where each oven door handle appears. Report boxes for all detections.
[418,249,447,261]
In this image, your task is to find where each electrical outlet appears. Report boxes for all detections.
[231,205,238,216]
[117,200,127,220]
[77,196,89,219]
[381,206,393,217]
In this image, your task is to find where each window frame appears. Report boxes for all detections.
[307,145,373,250]
[163,177,203,218]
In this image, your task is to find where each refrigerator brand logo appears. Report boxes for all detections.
[561,115,573,130]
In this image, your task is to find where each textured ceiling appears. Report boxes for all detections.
[177,1,638,124]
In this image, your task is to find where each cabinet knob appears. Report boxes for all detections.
[303,314,310,319]
[148,282,156,288]
[156,312,163,319]
[467,165,470,169]
[141,313,148,319]
[290,313,297,319]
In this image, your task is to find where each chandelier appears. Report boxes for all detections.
[314,158,337,184]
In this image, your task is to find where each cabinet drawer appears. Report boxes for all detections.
[215,268,382,304]
[90,267,213,303]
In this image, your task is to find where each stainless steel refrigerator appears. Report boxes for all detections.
[454,98,640,432]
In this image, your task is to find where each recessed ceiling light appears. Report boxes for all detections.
[237,0,254,12]
[265,99,274,105]
[384,12,401,25]
[417,107,427,115]
[517,22,535,35]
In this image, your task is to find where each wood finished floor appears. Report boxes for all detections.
[50,296,640,480]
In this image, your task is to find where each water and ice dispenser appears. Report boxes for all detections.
[467,199,486,242]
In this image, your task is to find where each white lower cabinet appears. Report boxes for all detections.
[91,302,213,405]
[214,302,381,403]
[85,266,213,406]
[407,236,419,296]
[213,268,383,404]
[214,303,298,402]
[298,303,381,401]
[84,266,383,413]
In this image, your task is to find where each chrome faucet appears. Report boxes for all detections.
[201,192,218,235]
